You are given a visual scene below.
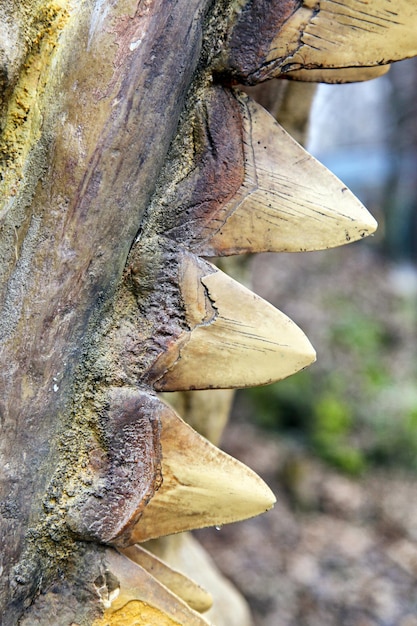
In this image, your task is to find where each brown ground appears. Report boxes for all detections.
[198,422,417,626]
[197,245,417,626]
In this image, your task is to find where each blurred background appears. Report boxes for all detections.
[196,58,417,625]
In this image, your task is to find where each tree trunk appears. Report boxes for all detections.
[1,2,211,622]
[1,1,417,624]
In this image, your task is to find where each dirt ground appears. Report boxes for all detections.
[197,246,417,626]
[197,422,417,626]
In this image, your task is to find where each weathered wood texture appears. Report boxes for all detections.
[0,1,211,622]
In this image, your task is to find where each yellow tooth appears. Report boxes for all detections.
[127,405,276,542]
[119,544,213,613]
[143,534,253,626]
[197,94,377,256]
[285,65,391,83]
[269,0,417,74]
[149,253,315,391]
[93,549,211,626]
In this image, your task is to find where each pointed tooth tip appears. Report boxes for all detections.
[194,95,378,257]
[260,485,276,511]
[352,199,378,234]
[126,406,277,542]
[365,212,378,235]
[283,321,316,373]
[152,261,317,391]
[343,209,378,245]
[239,471,276,512]
[305,342,317,368]
[279,341,316,381]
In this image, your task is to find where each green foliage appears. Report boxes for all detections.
[240,299,417,475]
[246,378,367,475]
[329,309,386,353]
[246,371,313,432]
[312,395,365,474]
[329,307,391,392]
[368,402,417,471]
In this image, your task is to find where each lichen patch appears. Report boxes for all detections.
[0,1,71,206]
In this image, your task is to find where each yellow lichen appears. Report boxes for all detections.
[93,601,183,626]
[0,0,71,203]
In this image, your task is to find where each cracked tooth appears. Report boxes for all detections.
[149,253,316,391]
[93,549,210,625]
[194,94,377,256]
[127,405,276,542]
[119,544,213,613]
[149,87,375,257]
[267,0,417,76]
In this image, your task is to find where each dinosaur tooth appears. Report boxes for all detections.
[220,0,417,83]
[150,87,376,256]
[191,93,377,256]
[93,549,210,625]
[268,0,417,77]
[117,235,314,392]
[147,251,316,391]
[126,405,276,542]
[285,65,391,83]
[119,544,213,613]
[143,533,253,625]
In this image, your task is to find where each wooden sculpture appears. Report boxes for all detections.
[1,1,416,624]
